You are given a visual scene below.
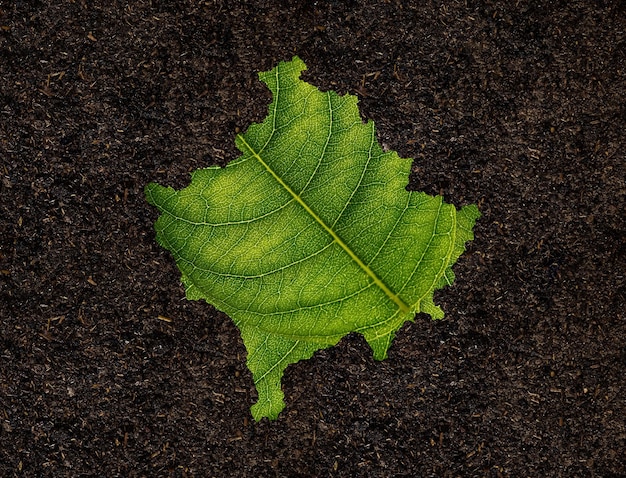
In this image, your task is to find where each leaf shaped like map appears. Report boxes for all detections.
[146,56,480,421]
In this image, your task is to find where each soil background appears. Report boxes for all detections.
[1,1,625,477]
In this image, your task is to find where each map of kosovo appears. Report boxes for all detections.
[146,56,480,420]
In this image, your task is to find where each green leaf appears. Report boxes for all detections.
[146,56,480,421]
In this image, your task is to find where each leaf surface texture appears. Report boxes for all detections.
[146,57,480,420]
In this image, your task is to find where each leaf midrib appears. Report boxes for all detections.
[236,133,411,315]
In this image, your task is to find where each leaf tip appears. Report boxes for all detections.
[461,203,482,223]
[362,330,395,361]
[420,297,445,320]
[144,182,160,206]
[259,55,308,89]
[144,182,172,209]
[250,393,285,422]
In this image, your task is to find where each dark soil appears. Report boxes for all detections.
[1,1,625,476]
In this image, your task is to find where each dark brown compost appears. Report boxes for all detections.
[1,1,625,476]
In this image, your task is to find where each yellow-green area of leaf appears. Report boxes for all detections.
[146,56,480,421]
